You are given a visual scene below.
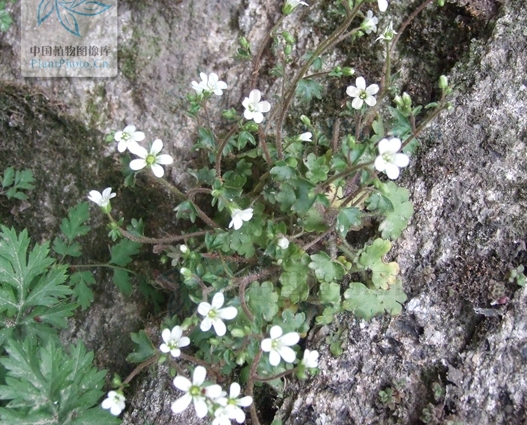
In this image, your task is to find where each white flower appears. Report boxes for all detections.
[87,187,116,210]
[229,208,254,230]
[212,406,232,425]
[298,132,312,142]
[216,383,253,424]
[378,0,388,12]
[261,325,300,366]
[346,77,379,110]
[282,0,308,14]
[180,244,189,254]
[376,22,397,42]
[101,391,126,416]
[197,293,238,337]
[242,90,271,124]
[128,139,173,178]
[374,137,410,179]
[361,10,378,34]
[277,237,290,250]
[191,72,228,96]
[159,326,190,358]
[172,366,223,418]
[114,125,145,153]
[301,349,319,368]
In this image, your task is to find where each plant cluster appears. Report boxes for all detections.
[0,0,455,424]
[88,0,452,423]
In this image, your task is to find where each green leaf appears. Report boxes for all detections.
[59,202,91,242]
[126,330,156,363]
[308,251,346,284]
[342,281,407,320]
[296,79,323,104]
[270,160,298,181]
[291,178,316,214]
[110,238,142,267]
[304,153,329,184]
[0,338,112,425]
[0,227,73,342]
[174,200,198,223]
[366,192,394,214]
[357,238,400,289]
[0,7,12,32]
[69,271,96,310]
[246,281,279,322]
[188,166,216,186]
[388,106,412,139]
[1,167,14,187]
[112,269,133,294]
[336,207,362,237]
[319,282,341,305]
[377,182,414,240]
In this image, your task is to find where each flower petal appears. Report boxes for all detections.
[150,163,165,178]
[279,331,300,346]
[161,328,172,343]
[173,376,192,392]
[230,383,241,398]
[252,112,264,123]
[150,139,163,155]
[172,393,192,413]
[211,292,225,309]
[269,350,281,366]
[389,137,402,152]
[258,101,271,113]
[212,318,227,336]
[377,138,392,154]
[129,159,147,171]
[193,397,208,418]
[171,326,183,340]
[385,164,400,179]
[179,336,191,348]
[156,154,173,165]
[218,306,238,320]
[269,325,283,339]
[200,316,212,332]
[346,86,360,98]
[366,84,379,95]
[243,109,254,120]
[198,302,212,316]
[249,89,261,103]
[237,395,253,407]
[117,140,127,152]
[278,345,297,363]
[355,76,366,90]
[351,97,363,110]
[395,153,409,167]
[261,338,272,352]
[364,95,377,107]
[128,142,147,158]
[133,131,145,142]
[374,156,386,172]
[204,384,223,399]
[193,366,207,386]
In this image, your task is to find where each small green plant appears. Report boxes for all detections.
[0,167,35,200]
[0,1,14,33]
[0,338,119,424]
[378,386,402,410]
[507,265,526,287]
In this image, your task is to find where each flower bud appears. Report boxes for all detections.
[342,67,355,76]
[300,115,311,126]
[239,36,251,51]
[180,267,192,277]
[180,244,189,254]
[438,75,448,90]
[284,44,292,56]
[231,328,245,338]
[222,108,237,120]
[282,31,296,44]
[437,0,445,6]
[112,374,123,387]
[245,122,259,132]
[402,92,412,107]
[236,352,247,365]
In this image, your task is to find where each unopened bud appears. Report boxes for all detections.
[437,0,445,6]
[439,75,448,90]
[342,67,355,76]
[284,44,292,56]
[282,31,295,44]
[300,115,311,126]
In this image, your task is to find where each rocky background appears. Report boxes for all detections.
[1,0,526,424]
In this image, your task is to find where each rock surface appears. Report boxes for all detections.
[1,0,526,424]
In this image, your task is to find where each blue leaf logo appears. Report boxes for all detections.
[37,0,112,37]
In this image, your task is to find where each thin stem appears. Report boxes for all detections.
[215,126,239,177]
[251,17,286,90]
[70,263,137,274]
[273,3,362,158]
[402,102,447,149]
[246,351,262,425]
[314,162,373,194]
[302,225,335,252]
[123,355,159,385]
[254,368,296,382]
